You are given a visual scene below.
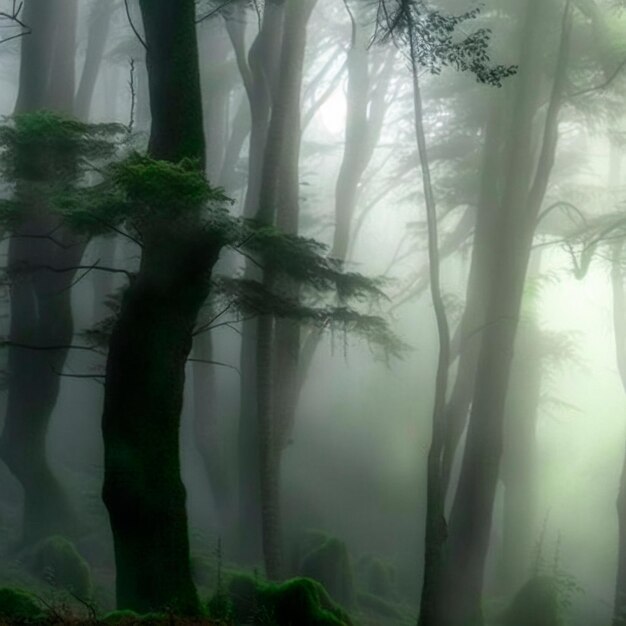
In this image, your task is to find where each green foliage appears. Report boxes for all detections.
[242,223,386,300]
[60,153,236,242]
[110,155,226,217]
[211,278,407,359]
[374,0,517,86]
[0,111,122,183]
[29,535,93,600]
[0,111,124,229]
[0,587,43,623]
[101,610,143,624]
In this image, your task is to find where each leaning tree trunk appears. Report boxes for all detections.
[0,0,83,545]
[440,2,572,624]
[439,100,506,499]
[101,0,215,614]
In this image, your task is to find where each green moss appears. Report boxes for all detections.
[299,537,356,607]
[227,574,351,626]
[0,587,43,623]
[101,610,142,624]
[265,578,350,626]
[30,535,92,599]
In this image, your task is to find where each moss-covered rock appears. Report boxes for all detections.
[227,574,352,626]
[0,587,43,623]
[30,535,93,599]
[291,529,331,574]
[300,537,356,607]
[500,576,560,626]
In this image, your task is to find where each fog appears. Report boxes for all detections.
[0,0,623,625]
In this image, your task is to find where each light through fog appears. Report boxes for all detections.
[0,1,625,626]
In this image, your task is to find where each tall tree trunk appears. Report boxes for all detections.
[609,152,626,624]
[101,0,214,613]
[190,16,234,541]
[440,3,572,624]
[255,0,318,580]
[274,3,395,454]
[497,317,542,596]
[409,46,451,626]
[236,3,285,565]
[0,0,83,545]
[75,0,116,120]
[439,100,507,499]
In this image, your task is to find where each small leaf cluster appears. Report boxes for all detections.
[58,152,237,246]
[375,0,517,86]
[211,277,407,358]
[242,222,387,301]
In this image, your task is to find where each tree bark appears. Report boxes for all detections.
[101,0,214,613]
[0,0,82,546]
[440,3,572,624]
[255,0,318,580]
[236,2,285,565]
[75,0,116,120]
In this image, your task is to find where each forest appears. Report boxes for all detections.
[0,0,624,624]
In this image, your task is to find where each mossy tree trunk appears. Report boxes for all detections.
[101,0,216,614]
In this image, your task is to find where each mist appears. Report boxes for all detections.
[0,0,622,625]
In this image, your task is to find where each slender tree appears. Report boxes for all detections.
[0,0,83,545]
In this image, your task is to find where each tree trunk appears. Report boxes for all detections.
[192,329,233,536]
[236,2,285,565]
[75,0,115,120]
[101,0,212,613]
[255,0,318,580]
[611,236,626,624]
[497,318,542,596]
[440,3,572,624]
[0,0,82,545]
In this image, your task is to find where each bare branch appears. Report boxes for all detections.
[124,0,147,50]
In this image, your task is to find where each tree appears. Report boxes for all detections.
[100,0,215,613]
[0,0,84,546]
